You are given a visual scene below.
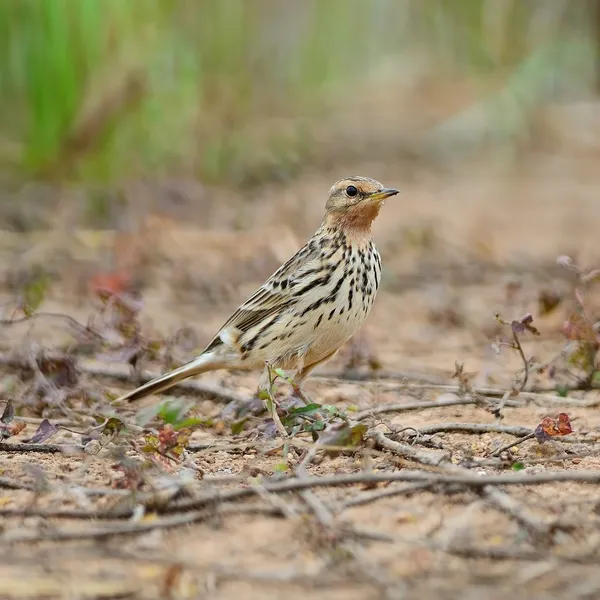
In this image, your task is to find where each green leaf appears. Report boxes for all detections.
[158,397,194,424]
[346,423,368,447]
[556,385,569,398]
[174,417,209,429]
[321,404,348,421]
[23,272,50,313]
[257,389,271,401]
[318,423,367,449]
[273,461,288,473]
[288,403,322,416]
[512,462,525,471]
[304,420,326,433]
[231,418,248,435]
[102,416,126,434]
[273,368,292,382]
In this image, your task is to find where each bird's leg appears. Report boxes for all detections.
[291,350,339,405]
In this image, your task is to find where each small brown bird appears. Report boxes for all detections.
[117,177,399,403]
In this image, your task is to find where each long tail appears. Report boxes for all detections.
[116,352,223,403]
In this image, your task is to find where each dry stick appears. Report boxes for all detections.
[354,398,478,421]
[335,482,433,511]
[479,452,600,469]
[5,469,600,521]
[295,453,401,599]
[0,312,106,341]
[315,368,451,384]
[160,469,600,516]
[318,367,600,398]
[0,441,80,454]
[491,433,536,457]
[0,476,35,491]
[295,442,336,527]
[414,423,532,437]
[369,430,555,538]
[356,382,598,407]
[448,543,600,564]
[1,502,283,544]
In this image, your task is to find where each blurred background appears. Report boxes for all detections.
[3,5,600,596]
[1,0,600,358]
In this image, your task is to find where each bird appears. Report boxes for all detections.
[116,176,399,404]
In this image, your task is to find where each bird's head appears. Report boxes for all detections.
[324,176,399,232]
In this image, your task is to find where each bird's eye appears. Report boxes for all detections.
[345,185,358,198]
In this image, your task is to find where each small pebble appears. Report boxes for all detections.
[84,440,101,455]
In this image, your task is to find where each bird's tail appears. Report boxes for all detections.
[116,352,222,403]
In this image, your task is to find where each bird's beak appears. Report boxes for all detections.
[368,188,400,202]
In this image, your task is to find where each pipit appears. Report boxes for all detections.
[117,176,399,404]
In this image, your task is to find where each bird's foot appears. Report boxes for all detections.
[290,383,313,406]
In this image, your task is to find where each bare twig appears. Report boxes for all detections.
[369,430,557,538]
[1,502,284,544]
[358,382,598,407]
[334,482,433,511]
[491,433,536,457]
[161,468,600,516]
[413,423,532,437]
[448,542,599,564]
[354,397,478,421]
[0,476,35,491]
[368,430,449,468]
[315,368,451,384]
[0,441,80,453]
[0,311,106,341]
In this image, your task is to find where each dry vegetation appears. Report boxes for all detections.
[2,156,600,599]
[3,2,600,599]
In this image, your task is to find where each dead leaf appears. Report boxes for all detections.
[24,419,60,444]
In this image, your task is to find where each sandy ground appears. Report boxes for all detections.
[1,153,600,599]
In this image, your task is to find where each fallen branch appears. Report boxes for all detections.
[357,382,599,407]
[160,468,600,516]
[354,398,477,421]
[1,502,283,544]
[315,368,451,384]
[448,543,599,564]
[369,430,557,538]
[413,423,532,437]
[0,476,35,491]
[0,312,106,341]
[334,482,433,511]
[0,441,79,454]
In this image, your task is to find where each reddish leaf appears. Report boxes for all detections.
[7,422,26,437]
[534,413,573,444]
[89,271,130,300]
[556,412,573,435]
[0,400,25,440]
[511,313,540,336]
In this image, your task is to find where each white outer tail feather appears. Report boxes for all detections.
[116,352,223,403]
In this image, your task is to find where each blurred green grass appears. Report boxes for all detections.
[0,0,597,189]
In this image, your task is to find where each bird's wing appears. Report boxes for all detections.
[203,239,326,353]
